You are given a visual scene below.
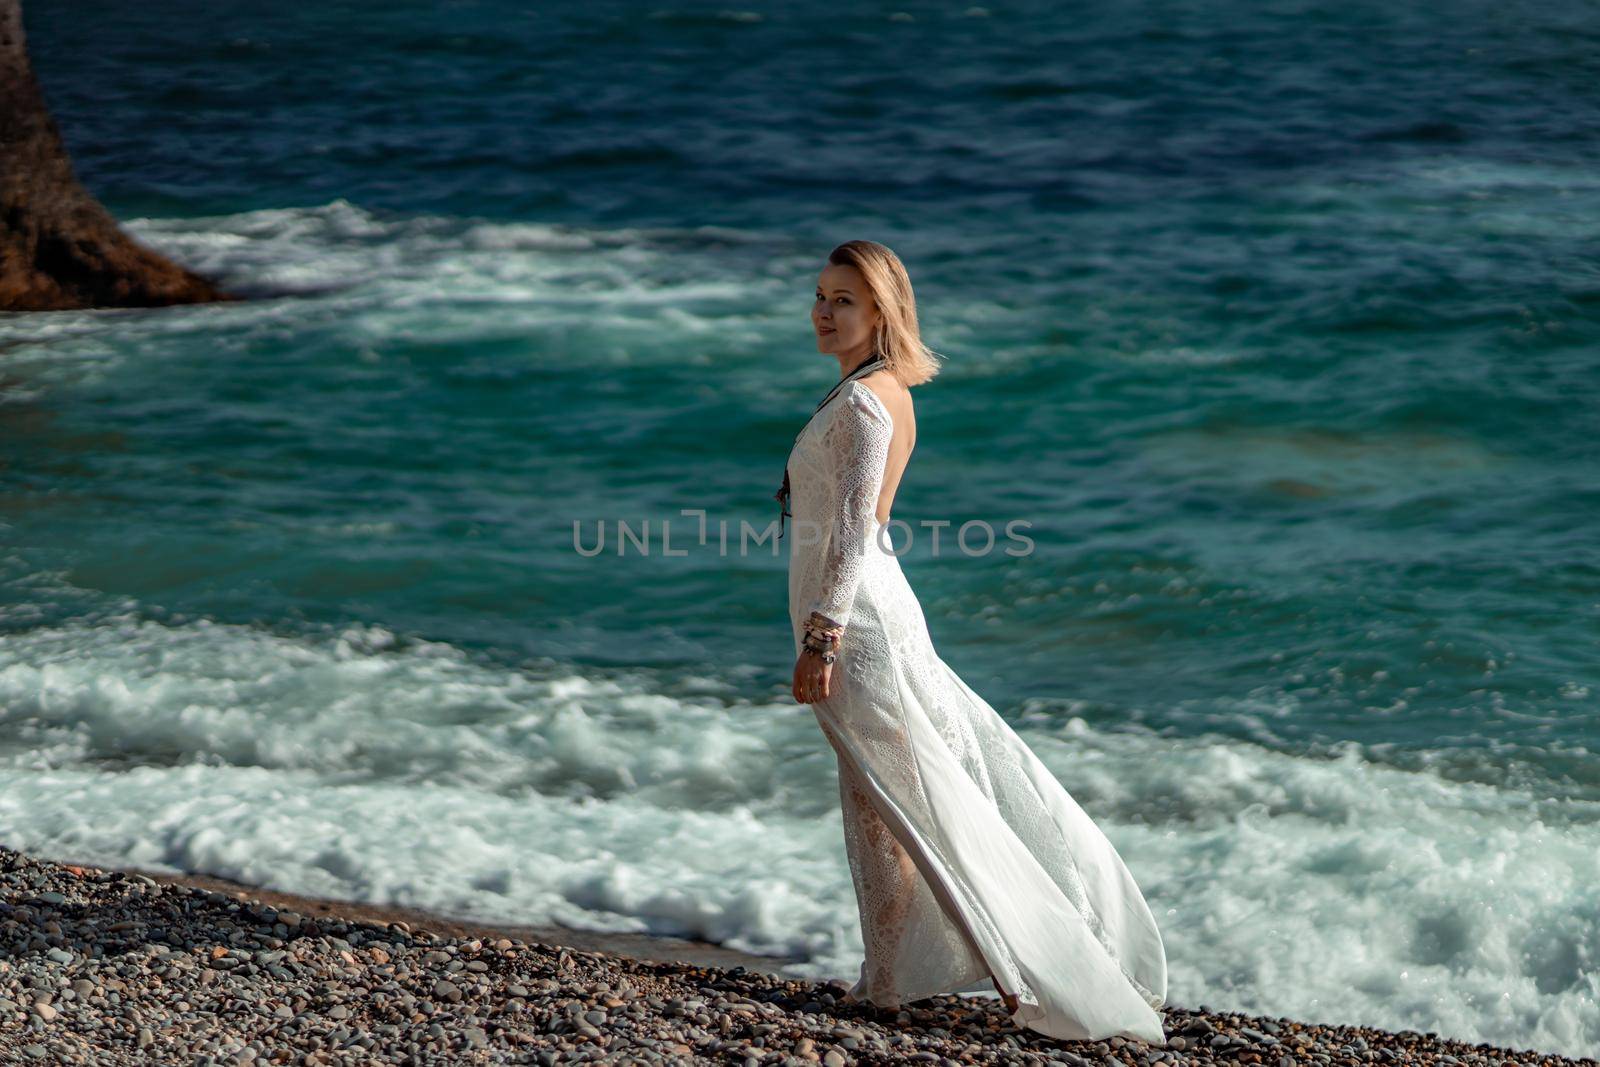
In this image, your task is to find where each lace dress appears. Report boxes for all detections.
[785,378,1169,1044]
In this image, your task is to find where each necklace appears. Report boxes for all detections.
[774,354,887,540]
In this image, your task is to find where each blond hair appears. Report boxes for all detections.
[827,240,943,387]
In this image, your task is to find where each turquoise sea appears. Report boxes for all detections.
[3,1,1597,1055]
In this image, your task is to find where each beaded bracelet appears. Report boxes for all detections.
[802,628,838,650]
[804,612,844,642]
[803,627,840,648]
[803,632,840,659]
[802,611,843,665]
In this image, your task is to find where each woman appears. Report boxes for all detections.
[777,240,1169,1044]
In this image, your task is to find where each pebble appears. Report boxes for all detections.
[0,844,1592,1067]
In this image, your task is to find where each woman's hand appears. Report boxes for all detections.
[792,650,834,704]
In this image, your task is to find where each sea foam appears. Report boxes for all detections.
[1,613,1594,1055]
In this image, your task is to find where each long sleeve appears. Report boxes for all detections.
[808,383,893,630]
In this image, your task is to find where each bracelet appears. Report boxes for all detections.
[803,632,837,655]
[803,630,840,654]
[802,610,844,667]
[804,612,844,644]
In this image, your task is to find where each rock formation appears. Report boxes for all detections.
[0,0,232,311]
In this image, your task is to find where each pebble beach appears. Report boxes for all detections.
[1,846,1591,1067]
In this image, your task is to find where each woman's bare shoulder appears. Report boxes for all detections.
[856,370,913,420]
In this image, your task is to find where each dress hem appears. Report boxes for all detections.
[814,707,1024,1010]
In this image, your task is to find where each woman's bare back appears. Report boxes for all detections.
[856,370,916,525]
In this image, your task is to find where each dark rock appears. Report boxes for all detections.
[0,0,234,311]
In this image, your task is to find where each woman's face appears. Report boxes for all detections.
[812,263,881,359]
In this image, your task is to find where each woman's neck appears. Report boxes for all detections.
[837,350,882,380]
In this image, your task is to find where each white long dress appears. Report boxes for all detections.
[785,377,1169,1044]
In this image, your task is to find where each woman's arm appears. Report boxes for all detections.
[808,383,893,632]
